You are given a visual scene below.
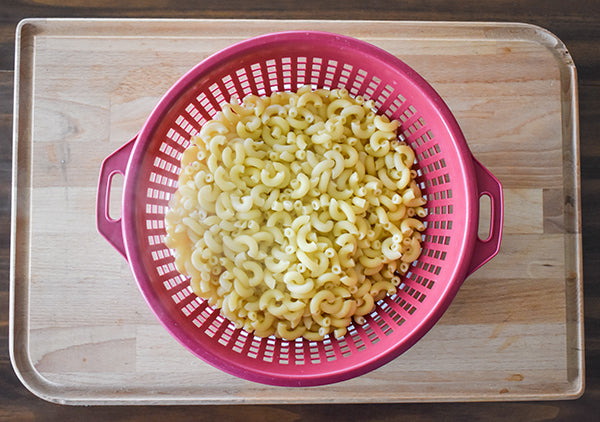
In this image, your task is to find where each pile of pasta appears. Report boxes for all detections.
[164,86,427,341]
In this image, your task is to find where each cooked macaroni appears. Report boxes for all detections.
[165,86,427,341]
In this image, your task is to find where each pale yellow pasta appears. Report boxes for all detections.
[296,224,318,253]
[277,322,306,341]
[165,86,427,341]
[374,115,400,132]
[401,235,423,263]
[400,217,426,235]
[265,255,289,273]
[355,294,375,316]
[242,261,264,287]
[290,173,310,199]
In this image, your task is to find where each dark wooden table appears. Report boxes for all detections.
[1,1,598,420]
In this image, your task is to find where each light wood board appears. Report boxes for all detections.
[10,18,583,404]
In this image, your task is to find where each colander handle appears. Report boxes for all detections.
[466,157,504,277]
[96,138,136,259]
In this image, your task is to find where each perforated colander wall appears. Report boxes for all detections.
[117,32,482,386]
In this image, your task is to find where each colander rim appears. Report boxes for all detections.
[119,30,478,386]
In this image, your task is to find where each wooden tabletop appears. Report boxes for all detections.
[1,1,598,420]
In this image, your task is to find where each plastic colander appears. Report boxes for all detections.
[96,31,503,387]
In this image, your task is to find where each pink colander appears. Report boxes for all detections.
[96,31,503,386]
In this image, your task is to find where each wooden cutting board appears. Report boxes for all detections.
[10,18,583,404]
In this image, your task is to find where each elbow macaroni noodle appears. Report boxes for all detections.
[165,86,427,341]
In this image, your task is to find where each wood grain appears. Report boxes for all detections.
[8,19,582,405]
[1,1,599,420]
[0,1,598,81]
